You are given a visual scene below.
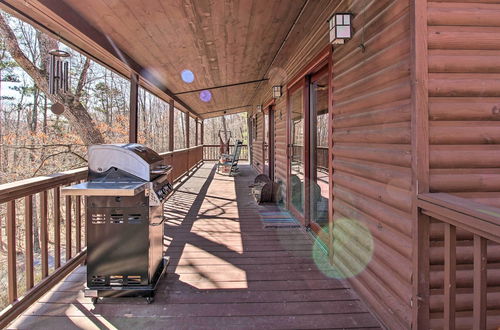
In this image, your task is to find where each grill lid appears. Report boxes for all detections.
[88,144,165,181]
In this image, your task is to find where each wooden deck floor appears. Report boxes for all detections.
[8,163,382,329]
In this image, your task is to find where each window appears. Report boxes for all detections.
[137,88,169,153]
[174,109,186,149]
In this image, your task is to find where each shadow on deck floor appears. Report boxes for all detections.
[8,163,382,329]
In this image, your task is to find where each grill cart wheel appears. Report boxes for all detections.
[146,297,154,304]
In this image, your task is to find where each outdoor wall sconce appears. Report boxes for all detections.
[257,105,262,112]
[273,85,282,98]
[328,13,353,45]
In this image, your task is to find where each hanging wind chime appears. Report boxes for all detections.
[48,48,70,115]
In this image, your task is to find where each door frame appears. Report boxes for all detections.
[286,79,307,224]
[285,45,333,237]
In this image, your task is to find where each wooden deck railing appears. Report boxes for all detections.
[291,145,328,170]
[417,193,500,329]
[0,145,203,327]
[0,168,87,328]
[203,144,248,161]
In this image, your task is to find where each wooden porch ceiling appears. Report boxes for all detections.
[0,0,308,118]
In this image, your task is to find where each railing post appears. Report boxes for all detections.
[168,99,174,152]
[25,195,34,290]
[54,187,61,269]
[473,235,487,330]
[129,72,139,143]
[65,195,72,261]
[40,191,48,278]
[7,200,17,303]
[76,195,81,252]
[443,223,456,329]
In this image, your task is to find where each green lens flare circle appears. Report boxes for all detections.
[312,218,374,279]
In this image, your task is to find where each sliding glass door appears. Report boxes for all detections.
[287,64,330,235]
[288,85,305,219]
[309,71,329,232]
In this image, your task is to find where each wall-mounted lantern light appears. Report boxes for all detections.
[257,105,262,112]
[273,85,282,98]
[328,13,353,45]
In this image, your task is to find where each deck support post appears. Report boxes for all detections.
[168,100,174,151]
[186,113,190,149]
[195,118,199,146]
[201,120,204,145]
[129,73,139,143]
[410,0,430,328]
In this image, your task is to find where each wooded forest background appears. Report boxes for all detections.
[0,14,248,185]
[0,12,247,309]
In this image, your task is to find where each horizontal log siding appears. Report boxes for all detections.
[273,97,287,203]
[332,0,412,328]
[427,1,500,328]
[251,112,264,174]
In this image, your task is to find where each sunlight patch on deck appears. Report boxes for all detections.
[177,244,247,289]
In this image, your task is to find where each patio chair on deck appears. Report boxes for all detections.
[216,140,243,176]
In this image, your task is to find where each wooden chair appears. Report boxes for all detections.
[216,140,243,176]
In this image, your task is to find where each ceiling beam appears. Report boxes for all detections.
[174,78,269,95]
[0,0,198,117]
[201,105,252,119]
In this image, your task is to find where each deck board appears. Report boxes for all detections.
[8,163,382,329]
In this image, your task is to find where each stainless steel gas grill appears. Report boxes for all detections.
[62,144,173,303]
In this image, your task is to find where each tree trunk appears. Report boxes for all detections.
[0,14,104,145]
[42,94,47,134]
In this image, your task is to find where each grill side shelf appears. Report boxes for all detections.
[61,182,148,196]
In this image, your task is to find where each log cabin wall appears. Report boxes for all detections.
[251,111,264,174]
[251,0,414,327]
[331,0,413,328]
[428,0,500,206]
[250,0,344,204]
[273,97,287,202]
[426,1,500,328]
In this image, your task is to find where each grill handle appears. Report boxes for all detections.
[150,215,166,226]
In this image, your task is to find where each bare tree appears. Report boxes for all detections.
[0,14,104,145]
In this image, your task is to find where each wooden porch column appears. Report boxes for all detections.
[185,113,190,148]
[201,120,204,145]
[129,73,139,143]
[411,0,430,329]
[195,118,199,145]
[168,99,174,151]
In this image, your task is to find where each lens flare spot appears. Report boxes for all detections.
[181,69,195,83]
[200,90,212,102]
[312,218,374,279]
